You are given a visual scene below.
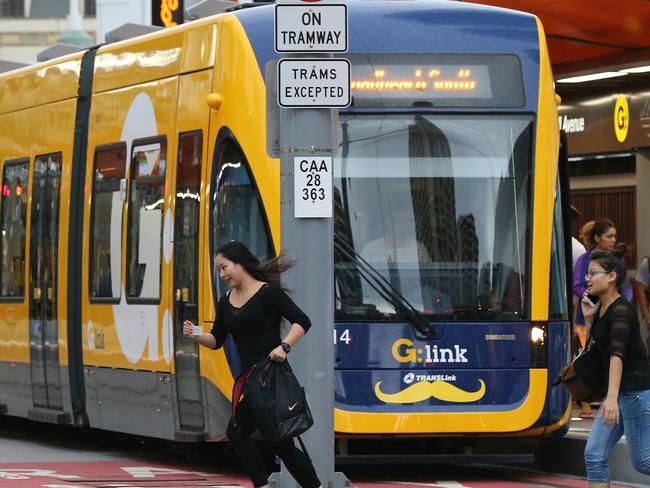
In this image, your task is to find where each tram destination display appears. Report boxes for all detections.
[347,54,524,108]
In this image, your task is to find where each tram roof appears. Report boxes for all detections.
[0,0,543,113]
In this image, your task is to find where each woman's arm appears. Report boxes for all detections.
[601,355,623,426]
[182,321,218,349]
[268,286,312,362]
[182,295,228,350]
[269,322,307,362]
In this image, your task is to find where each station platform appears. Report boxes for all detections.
[538,404,650,486]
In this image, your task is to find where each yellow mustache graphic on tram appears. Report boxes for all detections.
[374,379,486,404]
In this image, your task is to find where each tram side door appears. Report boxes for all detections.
[29,154,62,411]
[172,131,204,433]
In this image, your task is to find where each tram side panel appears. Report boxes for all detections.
[198,14,283,440]
[0,109,33,416]
[0,98,78,422]
[81,77,180,438]
[169,69,216,440]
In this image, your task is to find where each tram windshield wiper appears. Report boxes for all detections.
[334,235,434,338]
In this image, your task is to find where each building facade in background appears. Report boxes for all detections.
[0,0,201,64]
[559,82,650,271]
[0,0,96,63]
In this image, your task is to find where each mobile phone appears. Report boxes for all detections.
[584,294,600,308]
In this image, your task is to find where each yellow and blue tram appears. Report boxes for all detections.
[0,0,570,457]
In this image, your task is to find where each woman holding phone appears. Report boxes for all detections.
[182,240,322,488]
[573,219,632,418]
[581,250,650,486]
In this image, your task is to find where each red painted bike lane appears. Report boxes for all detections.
[0,461,637,488]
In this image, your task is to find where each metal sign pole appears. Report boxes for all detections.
[269,2,350,487]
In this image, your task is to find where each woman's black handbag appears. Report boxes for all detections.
[233,359,313,442]
[557,330,603,402]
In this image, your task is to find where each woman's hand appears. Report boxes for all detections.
[581,292,598,323]
[269,345,287,362]
[182,320,196,339]
[600,395,620,427]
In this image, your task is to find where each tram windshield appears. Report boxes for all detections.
[334,115,533,322]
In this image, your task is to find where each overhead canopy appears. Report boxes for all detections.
[464,0,650,74]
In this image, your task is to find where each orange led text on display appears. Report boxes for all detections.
[351,67,479,93]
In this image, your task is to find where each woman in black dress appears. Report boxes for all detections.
[183,240,321,488]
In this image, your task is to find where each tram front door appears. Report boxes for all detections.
[172,131,205,435]
[28,154,63,413]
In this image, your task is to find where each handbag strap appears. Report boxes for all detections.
[296,436,312,464]
[231,367,252,422]
[578,325,595,357]
[553,325,596,388]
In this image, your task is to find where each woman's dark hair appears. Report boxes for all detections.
[590,250,625,290]
[587,218,615,248]
[216,240,293,289]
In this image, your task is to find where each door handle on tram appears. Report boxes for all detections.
[176,289,182,302]
[33,287,41,300]
[182,287,189,302]
[47,287,53,300]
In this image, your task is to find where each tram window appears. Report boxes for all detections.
[0,160,29,298]
[549,186,568,320]
[211,134,273,296]
[90,144,126,301]
[334,115,533,322]
[126,138,166,302]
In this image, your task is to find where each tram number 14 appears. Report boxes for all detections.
[334,328,352,345]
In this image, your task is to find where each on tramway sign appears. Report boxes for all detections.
[275,3,348,52]
[278,58,350,107]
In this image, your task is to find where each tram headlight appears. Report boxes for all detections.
[530,323,547,368]
[531,326,545,343]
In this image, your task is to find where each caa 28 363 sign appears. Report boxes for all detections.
[294,156,332,218]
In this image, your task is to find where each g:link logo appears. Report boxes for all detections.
[614,95,629,143]
[391,338,468,364]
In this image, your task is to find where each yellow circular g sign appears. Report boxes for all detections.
[614,95,629,143]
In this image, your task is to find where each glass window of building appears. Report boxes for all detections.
[0,0,25,16]
[0,160,29,297]
[30,0,67,17]
[126,139,166,302]
[90,144,126,300]
[84,0,95,16]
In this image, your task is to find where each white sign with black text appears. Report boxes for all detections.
[294,156,332,218]
[278,58,350,107]
[275,4,348,53]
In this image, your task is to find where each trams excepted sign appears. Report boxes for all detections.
[278,59,350,107]
[275,4,348,52]
[294,156,332,218]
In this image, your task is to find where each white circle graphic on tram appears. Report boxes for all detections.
[163,208,173,264]
[87,320,95,350]
[110,92,161,364]
[162,308,172,364]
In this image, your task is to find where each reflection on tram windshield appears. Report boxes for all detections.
[334,115,533,322]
